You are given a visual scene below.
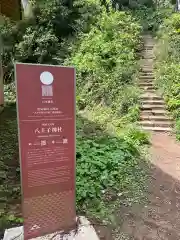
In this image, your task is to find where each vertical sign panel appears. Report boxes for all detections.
[15,63,76,240]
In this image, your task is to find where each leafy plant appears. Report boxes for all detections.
[76,116,147,213]
[155,12,180,140]
[67,9,142,116]
[0,0,100,83]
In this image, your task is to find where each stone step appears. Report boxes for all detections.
[139,84,154,89]
[142,56,154,59]
[140,95,162,101]
[139,72,154,75]
[142,53,154,55]
[141,53,154,57]
[140,114,172,121]
[144,49,154,51]
[144,39,154,41]
[143,60,154,63]
[140,120,172,128]
[141,126,171,132]
[141,53,153,56]
[141,65,154,68]
[141,59,153,62]
[139,82,153,86]
[143,35,153,38]
[141,100,164,105]
[141,64,153,67]
[140,86,155,90]
[141,72,153,75]
[139,75,154,79]
[142,48,153,51]
[142,50,153,53]
[139,80,154,84]
[144,47,154,50]
[144,42,154,44]
[144,44,154,47]
[142,62,154,64]
[142,109,167,116]
[139,79,153,83]
[145,46,154,51]
[143,89,156,93]
[139,79,154,82]
[143,36,154,39]
[141,69,153,73]
[143,34,153,38]
[141,65,153,67]
[141,53,154,55]
[141,50,154,56]
[144,43,154,45]
[139,84,154,88]
[141,104,166,110]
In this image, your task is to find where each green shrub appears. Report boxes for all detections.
[76,116,147,214]
[113,0,155,10]
[0,0,101,83]
[123,125,150,146]
[133,7,172,32]
[76,133,139,205]
[175,119,180,140]
[67,10,142,116]
[68,8,147,214]
[155,13,180,140]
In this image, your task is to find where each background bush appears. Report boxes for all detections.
[67,9,142,115]
[0,0,102,84]
[155,12,180,139]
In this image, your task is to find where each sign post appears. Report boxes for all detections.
[15,63,76,240]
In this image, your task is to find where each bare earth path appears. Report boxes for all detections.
[119,133,180,240]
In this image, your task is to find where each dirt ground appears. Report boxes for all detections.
[96,132,180,240]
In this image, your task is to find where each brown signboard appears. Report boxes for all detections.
[15,63,76,240]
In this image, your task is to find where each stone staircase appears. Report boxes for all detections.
[139,35,172,132]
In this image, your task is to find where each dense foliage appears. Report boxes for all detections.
[155,12,180,139]
[101,0,155,10]
[67,10,142,114]
[0,0,84,83]
[133,7,172,32]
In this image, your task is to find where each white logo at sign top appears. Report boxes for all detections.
[40,71,54,85]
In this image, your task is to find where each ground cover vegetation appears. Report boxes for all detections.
[154,2,180,140]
